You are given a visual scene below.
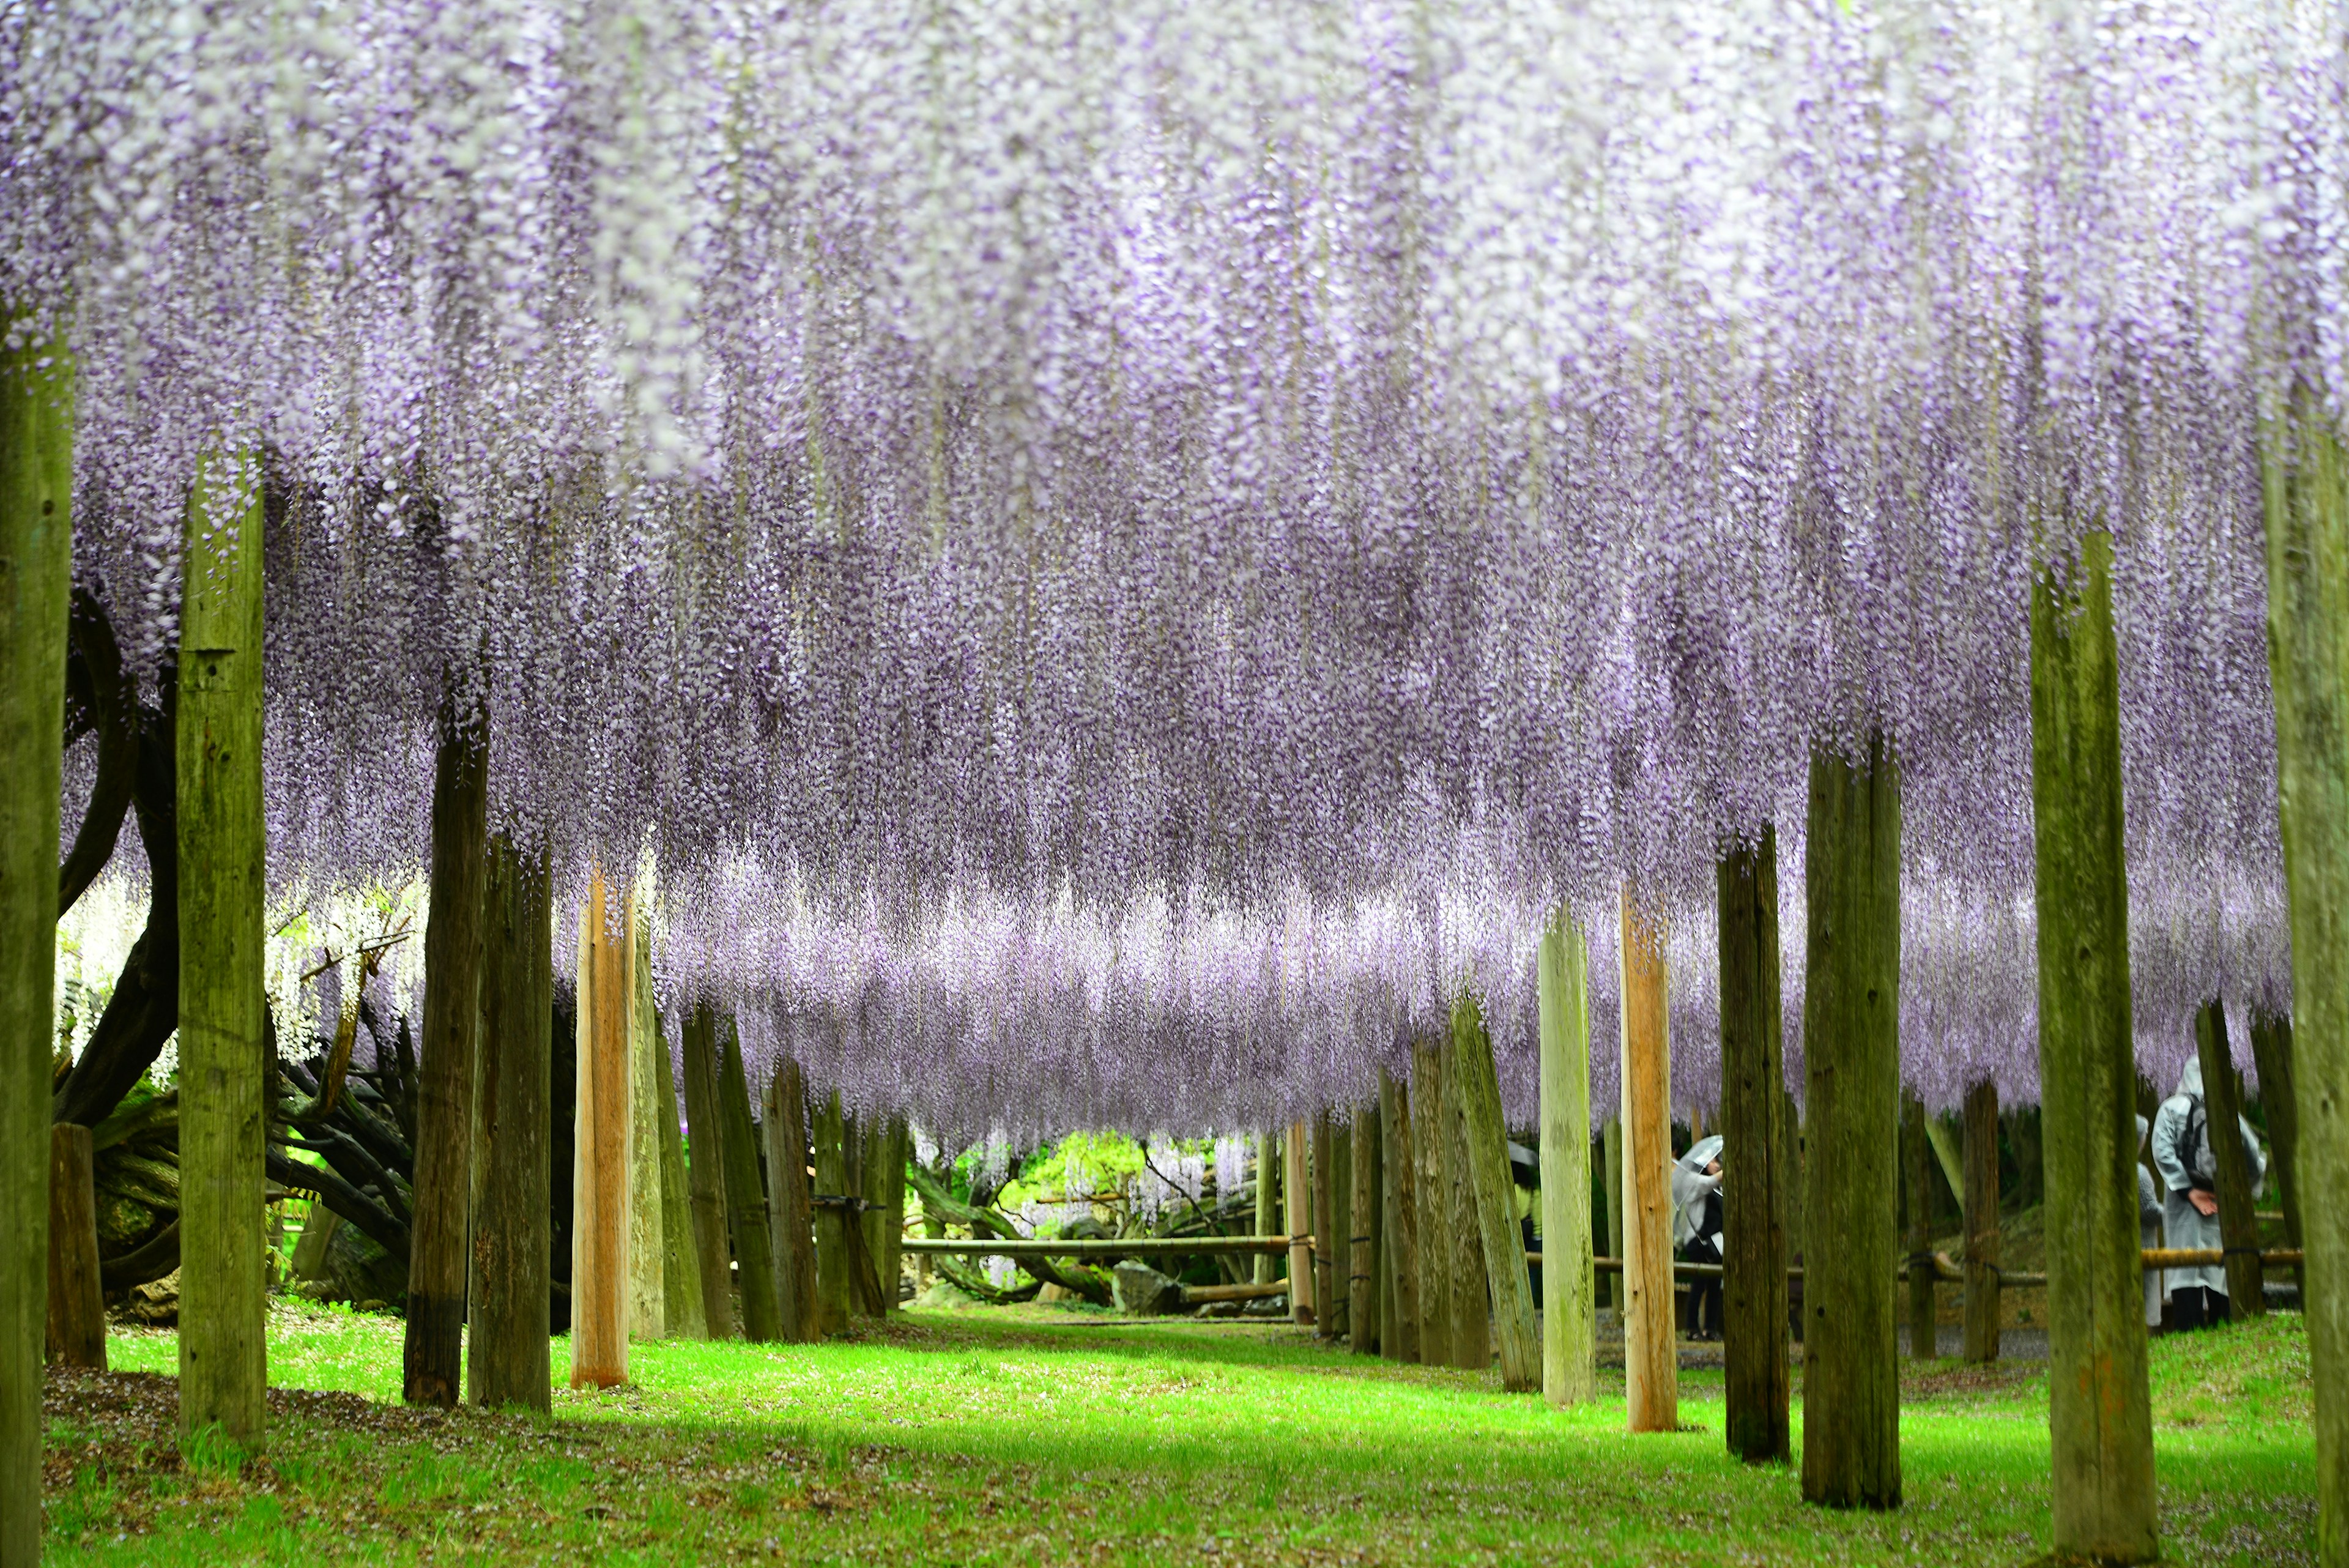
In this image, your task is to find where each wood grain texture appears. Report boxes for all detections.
[468,835,551,1411]
[1619,888,1678,1433]
[767,1059,818,1341]
[812,1088,852,1337]
[717,1018,782,1340]
[2247,1014,2306,1300]
[1538,908,1595,1406]
[1351,1102,1380,1356]
[680,1005,735,1340]
[1442,1030,1489,1373]
[45,1124,104,1369]
[1904,1093,1936,1364]
[1312,1113,1336,1339]
[624,891,667,1341]
[1379,1071,1420,1364]
[1285,1121,1313,1323]
[653,996,704,1339]
[1452,995,1537,1391]
[1253,1129,1279,1286]
[1962,1080,2002,1361]
[2195,1002,2265,1316]
[1716,841,1788,1458]
[1410,1040,1451,1366]
[570,865,632,1389]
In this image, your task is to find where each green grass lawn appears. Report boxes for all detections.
[41,1301,2314,1565]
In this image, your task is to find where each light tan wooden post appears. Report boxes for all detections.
[1620,888,1679,1432]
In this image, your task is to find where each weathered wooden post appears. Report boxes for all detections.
[718,1019,782,1338]
[1411,1042,1453,1365]
[2032,530,2156,1560]
[1601,1116,1625,1313]
[1718,836,1789,1459]
[1381,1071,1420,1362]
[1443,1035,1490,1372]
[0,323,69,1568]
[45,1124,105,1369]
[177,455,269,1448]
[1351,1102,1382,1356]
[624,893,667,1340]
[571,864,633,1389]
[1962,1080,2002,1361]
[767,1059,819,1340]
[469,835,552,1410]
[2247,1014,2306,1300]
[1620,888,1678,1433]
[1540,907,1597,1406]
[1453,994,1539,1391]
[1329,1117,1353,1340]
[1254,1128,1280,1286]
[812,1088,853,1336]
[1903,1093,1936,1362]
[2194,1001,2265,1318]
[1285,1120,1313,1324]
[882,1117,908,1311]
[680,1005,736,1339]
[653,1008,705,1339]
[1313,1113,1338,1339]
[1800,734,1902,1509]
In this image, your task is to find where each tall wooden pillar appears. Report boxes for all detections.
[1539,907,1597,1406]
[469,834,552,1410]
[1962,1080,2003,1361]
[812,1088,852,1336]
[2195,1001,2265,1317]
[653,1010,703,1339]
[1313,1113,1337,1339]
[1381,1071,1420,1363]
[1285,1121,1313,1324]
[1800,734,1902,1509]
[2247,1014,2306,1301]
[176,455,269,1447]
[1601,1115,1625,1312]
[1411,1039,1453,1365]
[1454,994,1538,1390]
[1351,1103,1381,1355]
[45,1125,105,1369]
[623,893,667,1340]
[1443,1033,1489,1372]
[766,1060,818,1340]
[717,1020,781,1338]
[1619,888,1678,1433]
[679,1005,735,1339]
[570,864,633,1389]
[1718,836,1789,1460]
[2032,531,2156,1561]
[1904,1092,1936,1363]
[1255,1128,1280,1285]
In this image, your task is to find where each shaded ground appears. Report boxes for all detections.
[41,1298,2314,1566]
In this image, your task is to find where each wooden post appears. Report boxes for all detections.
[177,454,268,1449]
[469,834,551,1410]
[2195,1001,2265,1317]
[45,1125,105,1369]
[570,864,633,1389]
[1285,1120,1313,1324]
[812,1088,852,1336]
[2011,1105,2044,1211]
[1962,1080,2002,1361]
[2032,530,2156,1561]
[717,1018,782,1338]
[623,893,667,1340]
[1800,735,1902,1509]
[1718,836,1789,1459]
[1783,1091,1805,1342]
[1381,1071,1420,1362]
[1253,1129,1280,1285]
[1351,1102,1381,1355]
[1601,1116,1625,1314]
[403,697,488,1406]
[1444,1035,1490,1372]
[1330,1117,1353,1339]
[653,1008,705,1339]
[882,1117,908,1312]
[767,1059,818,1340]
[1411,1039,1453,1365]
[1539,907,1597,1406]
[0,320,70,1568]
[679,1005,735,1339]
[1313,1112,1337,1339]
[1453,994,1538,1391]
[1903,1093,1936,1362]
[1620,888,1679,1433]
[2247,1014,2306,1300]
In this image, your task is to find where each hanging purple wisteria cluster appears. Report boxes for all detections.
[6,0,2329,1136]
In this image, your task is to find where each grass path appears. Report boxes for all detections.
[40,1302,2315,1565]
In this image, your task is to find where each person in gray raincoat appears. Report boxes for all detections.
[1672,1135,1725,1340]
[2150,1058,2267,1330]
[2137,1115,2164,1331]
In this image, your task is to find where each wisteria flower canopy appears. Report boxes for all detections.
[8,0,2325,1137]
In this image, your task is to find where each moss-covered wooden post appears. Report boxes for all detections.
[1962,1080,2002,1361]
[2247,1014,2306,1300]
[1620,889,1678,1432]
[718,1018,782,1339]
[768,1058,818,1340]
[2032,530,2156,1561]
[1254,1128,1280,1285]
[1718,836,1789,1458]
[469,834,552,1410]
[812,1087,852,1336]
[1313,1112,1337,1339]
[1800,734,1901,1510]
[1285,1120,1313,1324]
[0,321,69,1567]
[1411,1041,1452,1364]
[45,1126,104,1369]
[177,453,268,1450]
[653,1009,705,1339]
[1902,1092,1935,1362]
[405,694,488,1406]
[1441,1033,1489,1371]
[1539,907,1596,1406]
[1351,1102,1381,1356]
[570,864,633,1389]
[1454,994,1539,1391]
[679,1005,735,1339]
[2194,1001,2263,1317]
[1381,1071,1420,1362]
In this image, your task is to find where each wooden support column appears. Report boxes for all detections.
[717,1019,782,1339]
[1962,1080,2002,1361]
[1381,1071,1420,1362]
[176,455,268,1449]
[1619,888,1678,1432]
[766,1059,818,1340]
[469,834,552,1410]
[45,1125,105,1369]
[2195,1001,2265,1317]
[1351,1103,1381,1356]
[1411,1040,1453,1364]
[0,321,70,1568]
[1330,1118,1353,1340]
[2032,529,2156,1561]
[1784,1091,1805,1342]
[623,893,667,1340]
[812,1088,852,1336]
[679,1005,735,1339]
[1903,1093,1936,1363]
[1453,994,1538,1391]
[1800,734,1902,1509]
[1718,836,1789,1459]
[1443,1033,1489,1372]
[2247,1014,2306,1300]
[1601,1115,1625,1315]
[882,1118,908,1312]
[1254,1129,1280,1285]
[1313,1113,1337,1339]
[571,864,633,1389]
[1538,907,1597,1406]
[1285,1120,1313,1324]
[653,1009,703,1339]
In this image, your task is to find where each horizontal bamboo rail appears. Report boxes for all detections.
[902,1235,1301,1258]
[1181,1280,1289,1305]
[1537,1249,2304,1291]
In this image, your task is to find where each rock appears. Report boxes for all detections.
[311,1219,407,1306]
[122,1269,179,1326]
[1111,1262,1184,1316]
